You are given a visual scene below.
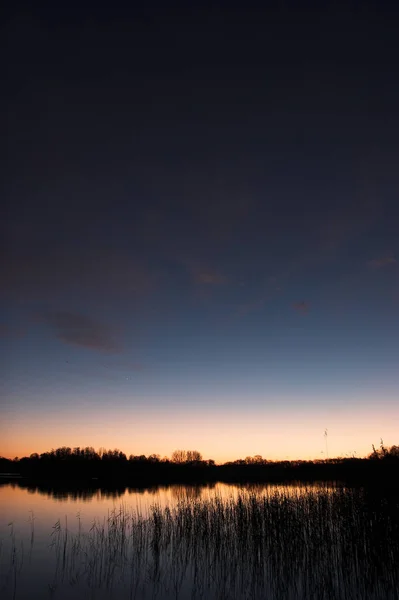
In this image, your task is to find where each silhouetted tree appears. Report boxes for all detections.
[2,442,397,486]
[171,450,186,463]
[171,450,202,464]
[186,450,202,463]
[148,454,161,463]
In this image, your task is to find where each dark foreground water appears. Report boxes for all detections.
[1,480,398,599]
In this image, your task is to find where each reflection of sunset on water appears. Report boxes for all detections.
[0,480,341,543]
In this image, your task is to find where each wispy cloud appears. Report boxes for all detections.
[193,269,228,285]
[292,301,309,315]
[0,249,153,306]
[39,311,121,353]
[0,324,25,338]
[180,258,228,286]
[368,256,397,269]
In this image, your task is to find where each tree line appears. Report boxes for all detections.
[5,446,211,465]
[0,442,398,485]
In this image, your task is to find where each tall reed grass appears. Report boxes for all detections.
[1,485,398,599]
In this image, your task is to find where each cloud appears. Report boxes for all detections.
[39,311,121,353]
[193,269,228,285]
[0,324,25,338]
[180,258,228,286]
[292,301,309,314]
[0,248,153,306]
[368,256,397,269]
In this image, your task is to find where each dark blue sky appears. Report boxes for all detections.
[1,1,398,460]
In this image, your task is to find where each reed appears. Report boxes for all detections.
[1,485,398,599]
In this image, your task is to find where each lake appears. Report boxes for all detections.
[1,479,398,599]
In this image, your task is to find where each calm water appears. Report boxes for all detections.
[1,480,398,599]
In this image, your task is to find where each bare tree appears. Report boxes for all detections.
[186,450,202,462]
[171,449,202,463]
[171,449,187,463]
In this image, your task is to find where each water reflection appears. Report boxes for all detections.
[0,479,219,503]
[1,481,398,599]
[0,478,336,503]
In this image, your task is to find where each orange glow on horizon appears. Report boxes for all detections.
[2,398,398,463]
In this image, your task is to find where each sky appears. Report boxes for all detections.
[1,1,398,462]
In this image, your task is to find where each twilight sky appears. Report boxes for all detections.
[1,1,398,462]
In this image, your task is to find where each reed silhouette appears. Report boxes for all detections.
[1,486,398,599]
